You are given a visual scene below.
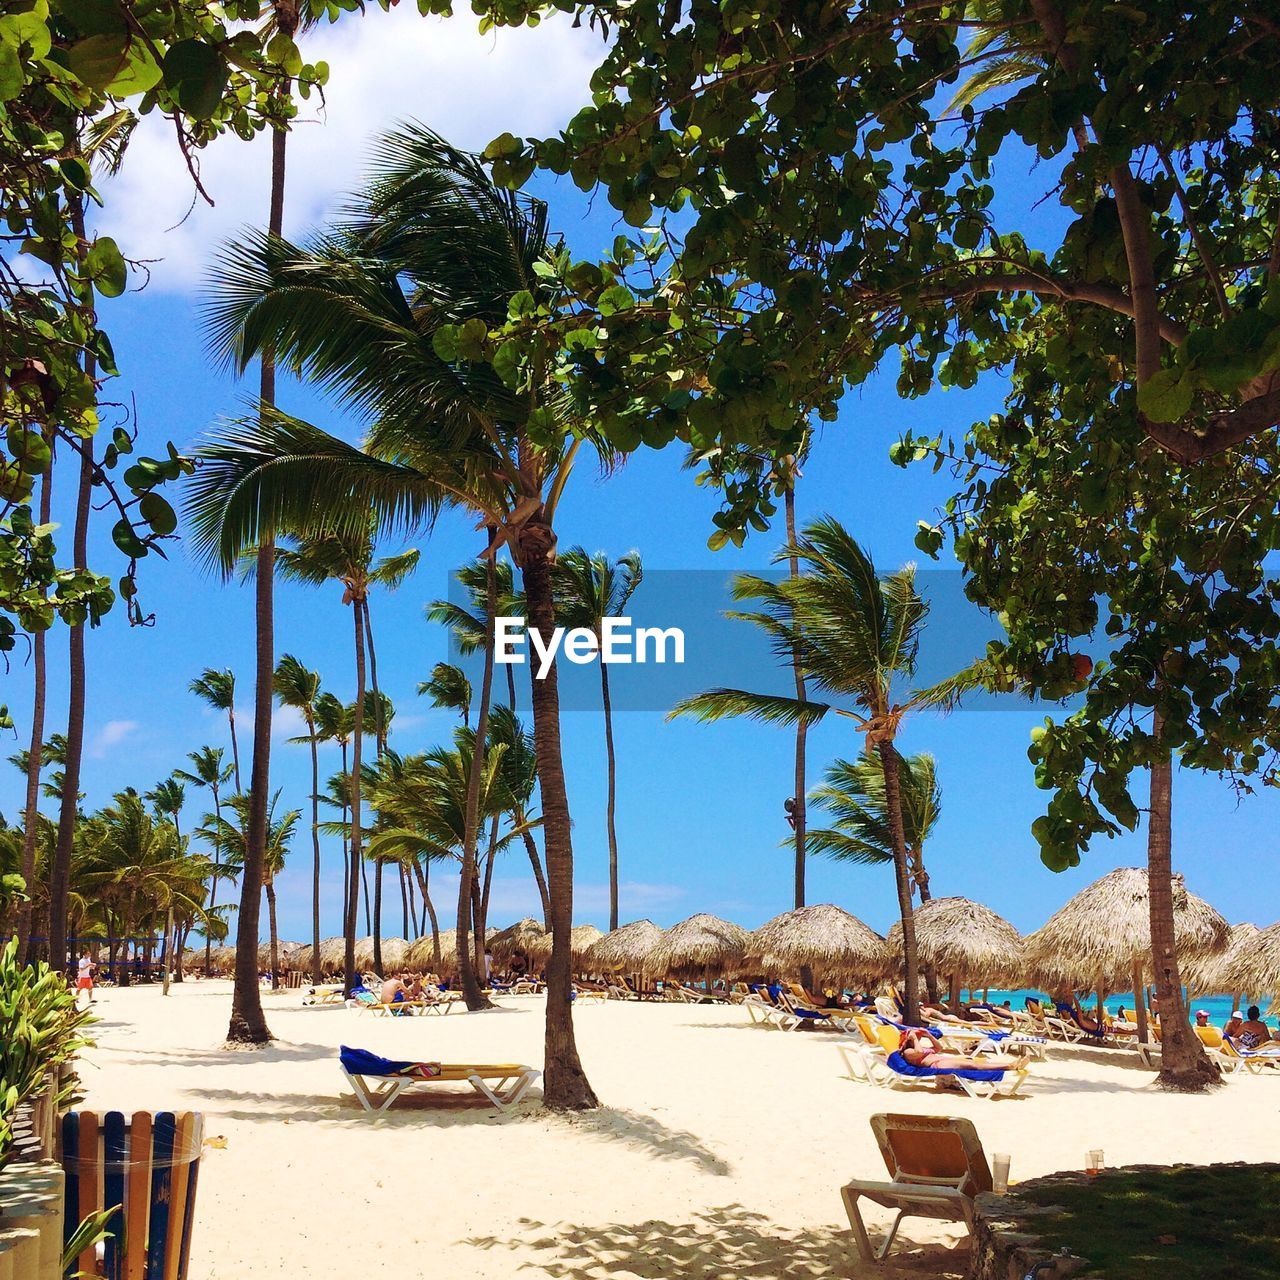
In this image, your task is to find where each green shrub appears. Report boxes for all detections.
[0,936,94,1171]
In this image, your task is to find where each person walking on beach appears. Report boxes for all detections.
[75,954,95,1006]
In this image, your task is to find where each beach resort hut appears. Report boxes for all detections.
[488,918,552,967]
[584,919,663,981]
[652,913,749,989]
[1212,922,1280,1009]
[1025,867,1228,1043]
[745,904,889,988]
[570,924,604,968]
[1181,922,1261,1007]
[887,897,1024,1005]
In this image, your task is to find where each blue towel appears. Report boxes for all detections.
[340,1046,417,1077]
[885,1051,1004,1084]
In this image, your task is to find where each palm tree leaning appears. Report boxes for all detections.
[189,668,242,792]
[174,746,233,974]
[673,518,975,1027]
[274,527,416,982]
[189,127,606,1107]
[274,654,325,984]
[144,777,186,991]
[554,548,642,932]
[419,662,473,727]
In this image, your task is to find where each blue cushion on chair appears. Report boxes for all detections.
[885,1051,1004,1084]
[340,1046,418,1077]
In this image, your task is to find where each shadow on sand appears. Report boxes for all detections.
[464,1205,969,1278]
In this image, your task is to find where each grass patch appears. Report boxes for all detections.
[1019,1165,1280,1278]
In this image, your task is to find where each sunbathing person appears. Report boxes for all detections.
[1238,1006,1273,1050]
[381,974,411,1005]
[899,1027,1026,1071]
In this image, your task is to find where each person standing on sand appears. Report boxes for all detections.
[75,954,95,1006]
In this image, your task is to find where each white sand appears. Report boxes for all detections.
[75,981,1280,1278]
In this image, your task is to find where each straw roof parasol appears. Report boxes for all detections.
[886,897,1024,985]
[318,936,347,972]
[1182,922,1261,996]
[584,919,664,973]
[488,917,552,964]
[1025,867,1229,992]
[256,941,303,968]
[1211,922,1280,1001]
[570,924,604,963]
[405,931,453,973]
[745,904,890,983]
[651,913,749,976]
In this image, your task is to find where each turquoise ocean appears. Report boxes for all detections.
[963,989,1270,1028]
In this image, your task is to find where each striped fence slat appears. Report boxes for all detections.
[75,1111,101,1278]
[123,1112,152,1280]
[102,1110,128,1280]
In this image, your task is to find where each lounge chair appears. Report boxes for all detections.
[1221,1036,1280,1074]
[302,984,344,1006]
[339,1046,541,1113]
[742,992,800,1031]
[840,1112,993,1264]
[60,1109,204,1280]
[843,1033,1029,1099]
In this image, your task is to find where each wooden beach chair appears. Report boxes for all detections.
[339,1046,541,1113]
[840,1113,992,1264]
[59,1110,204,1280]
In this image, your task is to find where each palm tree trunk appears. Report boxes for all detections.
[456,533,497,1011]
[876,739,921,1027]
[372,859,383,976]
[479,813,499,958]
[600,663,621,932]
[162,905,174,995]
[361,856,372,934]
[49,244,94,976]
[1148,709,1218,1089]
[412,860,441,971]
[17,464,52,961]
[206,783,221,975]
[266,881,280,990]
[363,599,388,756]
[343,599,367,995]
[228,708,242,794]
[521,827,552,930]
[400,862,411,939]
[228,116,288,1045]
[784,480,808,910]
[340,739,350,941]
[308,724,322,984]
[506,662,517,711]
[521,527,597,1109]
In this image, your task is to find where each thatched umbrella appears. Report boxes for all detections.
[570,924,604,966]
[488,918,552,966]
[584,919,663,976]
[1182,922,1261,1002]
[208,946,236,973]
[317,936,347,975]
[406,930,453,975]
[652,913,749,982]
[745,904,889,986]
[887,897,1024,1004]
[352,936,408,973]
[1211,922,1280,1006]
[1025,867,1229,1043]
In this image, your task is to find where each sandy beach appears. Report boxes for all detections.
[72,981,1280,1279]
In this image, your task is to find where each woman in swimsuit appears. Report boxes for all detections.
[899,1027,1025,1071]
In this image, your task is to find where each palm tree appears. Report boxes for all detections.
[672,518,975,1026]
[554,548,642,931]
[427,561,551,931]
[174,746,233,974]
[273,528,416,981]
[200,791,299,990]
[16,458,53,960]
[78,792,210,989]
[189,668,242,791]
[144,776,187,992]
[804,751,941,903]
[419,662,473,727]
[188,127,608,1106]
[689,438,812,908]
[486,704,548,928]
[274,654,325,983]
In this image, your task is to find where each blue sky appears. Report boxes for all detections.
[3,10,1277,943]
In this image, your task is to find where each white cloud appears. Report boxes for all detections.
[90,719,141,758]
[97,10,603,292]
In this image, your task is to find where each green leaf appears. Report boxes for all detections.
[1136,368,1193,423]
[162,40,229,119]
[265,32,302,76]
[84,236,126,297]
[0,41,23,101]
[68,33,162,94]
[110,519,146,558]
[138,492,176,536]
